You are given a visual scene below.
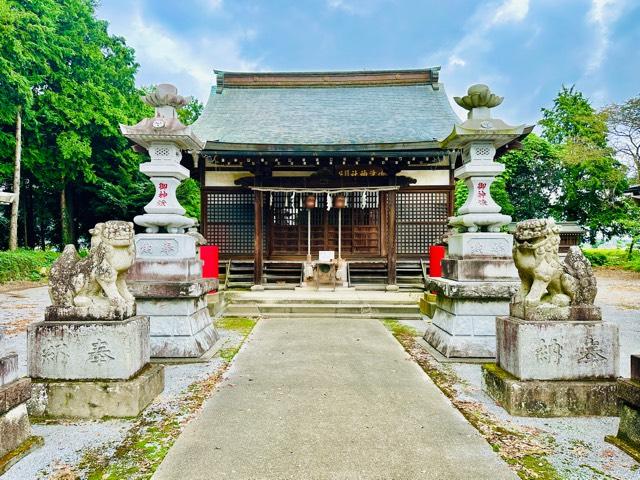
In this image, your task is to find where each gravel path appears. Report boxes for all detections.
[0,285,239,479]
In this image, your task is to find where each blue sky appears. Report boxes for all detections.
[96,0,640,127]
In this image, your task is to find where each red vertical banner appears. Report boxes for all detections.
[200,245,219,279]
[429,245,445,277]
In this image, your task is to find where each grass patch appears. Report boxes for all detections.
[382,319,562,480]
[583,248,640,272]
[0,249,59,283]
[219,347,240,362]
[381,318,418,339]
[216,316,256,336]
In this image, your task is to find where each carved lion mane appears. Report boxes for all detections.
[49,221,136,317]
[512,218,596,312]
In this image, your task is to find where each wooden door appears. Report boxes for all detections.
[268,191,381,258]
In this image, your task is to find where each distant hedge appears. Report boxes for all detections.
[582,248,640,273]
[0,249,60,283]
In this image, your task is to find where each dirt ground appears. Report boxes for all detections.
[594,268,640,311]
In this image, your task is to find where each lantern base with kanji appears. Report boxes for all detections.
[127,233,219,359]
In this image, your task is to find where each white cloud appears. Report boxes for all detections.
[438,0,529,72]
[97,4,261,102]
[586,0,626,73]
[327,0,358,14]
[491,0,529,25]
[326,0,385,16]
[422,0,530,120]
[448,56,466,68]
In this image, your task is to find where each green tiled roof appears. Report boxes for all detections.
[192,69,460,148]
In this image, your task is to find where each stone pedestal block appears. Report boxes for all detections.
[424,296,511,358]
[423,277,518,359]
[129,232,219,359]
[496,316,619,381]
[134,233,197,259]
[510,302,602,322]
[129,258,202,282]
[605,377,640,461]
[0,378,31,415]
[0,354,40,474]
[144,302,218,358]
[0,404,31,458]
[28,316,150,380]
[481,363,618,417]
[0,353,19,387]
[441,258,517,282]
[447,233,514,259]
[29,364,164,419]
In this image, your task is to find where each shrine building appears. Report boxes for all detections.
[191,68,522,288]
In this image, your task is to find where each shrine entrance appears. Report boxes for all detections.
[268,191,382,258]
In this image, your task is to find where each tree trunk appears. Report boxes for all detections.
[628,236,638,260]
[60,184,74,246]
[9,107,22,251]
[25,176,35,248]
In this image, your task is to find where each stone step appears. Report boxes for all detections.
[264,274,300,281]
[256,313,423,320]
[227,282,253,289]
[353,284,387,291]
[350,277,387,283]
[226,295,419,305]
[225,303,419,315]
[229,274,254,280]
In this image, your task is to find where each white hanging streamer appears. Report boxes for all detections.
[326,192,331,211]
[269,192,273,207]
[361,191,366,209]
[249,186,399,193]
[291,191,296,208]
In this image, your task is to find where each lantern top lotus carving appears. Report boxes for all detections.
[142,84,188,110]
[454,84,503,111]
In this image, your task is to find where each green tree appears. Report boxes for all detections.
[540,86,630,241]
[0,0,54,249]
[604,95,640,183]
[178,97,203,126]
[498,134,563,221]
[0,0,152,248]
[540,85,608,147]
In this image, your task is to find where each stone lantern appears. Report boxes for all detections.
[121,84,219,359]
[422,84,533,359]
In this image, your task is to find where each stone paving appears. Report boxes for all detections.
[153,317,517,479]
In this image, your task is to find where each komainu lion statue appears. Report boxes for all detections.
[512,218,599,321]
[48,221,136,319]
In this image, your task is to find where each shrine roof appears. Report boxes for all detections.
[193,68,461,151]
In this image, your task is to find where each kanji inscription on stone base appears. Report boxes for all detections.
[87,339,115,365]
[535,338,563,366]
[41,341,70,366]
[577,336,607,364]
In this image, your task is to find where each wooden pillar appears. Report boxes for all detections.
[254,190,263,285]
[386,190,397,285]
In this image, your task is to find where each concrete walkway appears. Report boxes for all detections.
[154,318,516,479]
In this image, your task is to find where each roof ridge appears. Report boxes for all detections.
[214,68,441,93]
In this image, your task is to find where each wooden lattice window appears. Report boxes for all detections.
[204,190,254,255]
[396,191,449,255]
[269,191,381,256]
